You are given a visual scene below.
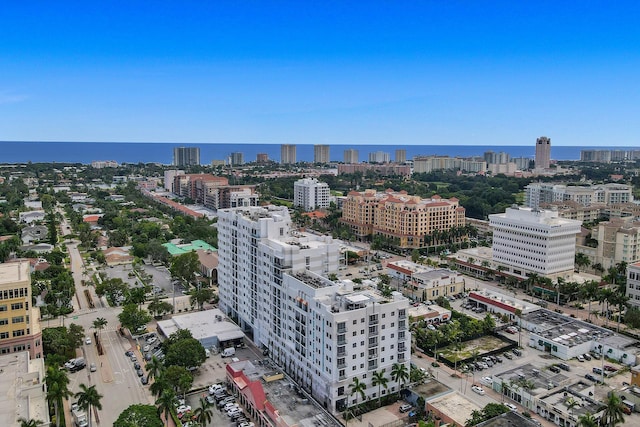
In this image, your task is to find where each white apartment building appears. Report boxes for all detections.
[293,178,330,211]
[217,206,411,414]
[489,207,581,279]
[525,183,633,210]
[368,151,390,163]
[628,262,640,309]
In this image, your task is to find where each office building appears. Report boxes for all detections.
[281,144,297,164]
[341,190,466,249]
[535,136,551,169]
[173,146,200,166]
[293,178,330,211]
[395,149,406,164]
[368,151,390,163]
[313,145,330,164]
[0,261,43,359]
[230,152,244,166]
[343,149,359,164]
[524,183,633,210]
[0,351,50,427]
[489,207,581,279]
[217,206,410,414]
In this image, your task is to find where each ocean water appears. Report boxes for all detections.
[0,141,634,165]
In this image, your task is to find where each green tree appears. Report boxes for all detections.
[118,304,152,334]
[18,418,44,427]
[148,297,174,318]
[577,412,598,427]
[192,397,213,427]
[45,366,72,427]
[349,377,366,408]
[75,384,103,427]
[164,337,206,369]
[126,286,148,307]
[580,280,601,322]
[113,404,163,427]
[482,313,496,333]
[371,370,389,407]
[188,286,215,310]
[155,389,177,427]
[95,278,128,306]
[600,392,625,427]
[169,251,200,286]
[390,363,409,394]
[465,403,509,427]
[145,356,165,382]
[92,317,107,340]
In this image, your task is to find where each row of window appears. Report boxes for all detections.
[0,302,26,311]
[0,288,28,301]
[0,316,25,325]
[0,329,26,339]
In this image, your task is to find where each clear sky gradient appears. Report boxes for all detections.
[2,1,639,146]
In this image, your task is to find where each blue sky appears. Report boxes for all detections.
[1,1,639,146]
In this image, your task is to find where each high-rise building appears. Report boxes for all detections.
[627,262,640,309]
[395,149,406,164]
[535,136,551,169]
[280,144,297,164]
[341,190,466,248]
[230,152,244,166]
[313,145,330,164]
[294,178,330,211]
[0,261,43,359]
[217,206,410,413]
[343,149,359,164]
[489,206,581,279]
[256,153,269,164]
[173,147,200,166]
[524,183,634,210]
[164,169,185,192]
[368,151,390,163]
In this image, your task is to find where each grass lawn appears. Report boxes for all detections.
[438,335,511,362]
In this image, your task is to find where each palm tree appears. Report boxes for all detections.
[371,370,389,407]
[580,280,600,322]
[192,396,213,426]
[156,389,177,427]
[390,363,409,394]
[92,317,107,338]
[577,412,598,427]
[566,397,579,415]
[348,377,366,409]
[145,356,165,382]
[600,392,625,427]
[150,375,170,398]
[45,365,72,427]
[18,418,44,427]
[75,384,103,427]
[598,288,615,327]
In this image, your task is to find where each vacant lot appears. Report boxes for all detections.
[439,335,511,362]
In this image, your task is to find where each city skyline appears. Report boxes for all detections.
[2,2,640,146]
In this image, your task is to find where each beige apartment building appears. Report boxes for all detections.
[0,261,42,359]
[340,189,466,249]
[592,218,640,269]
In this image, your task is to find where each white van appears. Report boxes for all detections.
[221,347,236,358]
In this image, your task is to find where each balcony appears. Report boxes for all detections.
[337,338,347,346]
[337,361,346,369]
[368,340,378,348]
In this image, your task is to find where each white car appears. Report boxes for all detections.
[208,383,223,394]
[577,355,585,362]
[143,344,151,352]
[471,385,485,395]
[176,405,191,414]
[505,403,517,411]
[146,336,157,344]
[85,337,92,345]
[480,376,493,386]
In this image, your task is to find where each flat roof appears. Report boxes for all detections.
[494,363,570,396]
[0,352,49,426]
[476,411,539,427]
[470,289,540,314]
[539,384,603,417]
[156,309,243,342]
[163,239,217,256]
[427,390,482,426]
[0,261,30,286]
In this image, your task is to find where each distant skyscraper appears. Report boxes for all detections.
[173,147,200,166]
[368,151,390,163]
[344,149,359,164]
[313,145,330,164]
[280,144,297,164]
[230,152,244,166]
[535,136,551,169]
[395,149,406,164]
[256,153,269,163]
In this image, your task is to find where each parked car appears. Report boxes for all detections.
[85,337,92,345]
[504,403,517,411]
[585,373,598,382]
[503,352,513,360]
[134,362,141,370]
[480,376,493,386]
[136,368,144,377]
[604,365,618,372]
[176,405,191,414]
[582,353,592,361]
[577,355,585,362]
[141,376,149,385]
[494,355,503,363]
[90,363,97,372]
[399,404,412,413]
[549,365,561,373]
[125,350,134,357]
[471,385,485,395]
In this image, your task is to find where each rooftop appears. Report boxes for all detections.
[0,261,30,286]
[470,289,540,314]
[494,363,570,396]
[156,309,244,343]
[538,383,604,418]
[0,352,49,427]
[426,390,482,426]
[163,239,217,256]
[476,411,539,427]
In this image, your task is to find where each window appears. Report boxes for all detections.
[11,316,24,324]
[0,332,8,339]
[12,330,24,337]
[0,305,6,312]
[0,319,7,326]
[10,303,23,310]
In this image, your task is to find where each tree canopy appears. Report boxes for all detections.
[114,404,163,427]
